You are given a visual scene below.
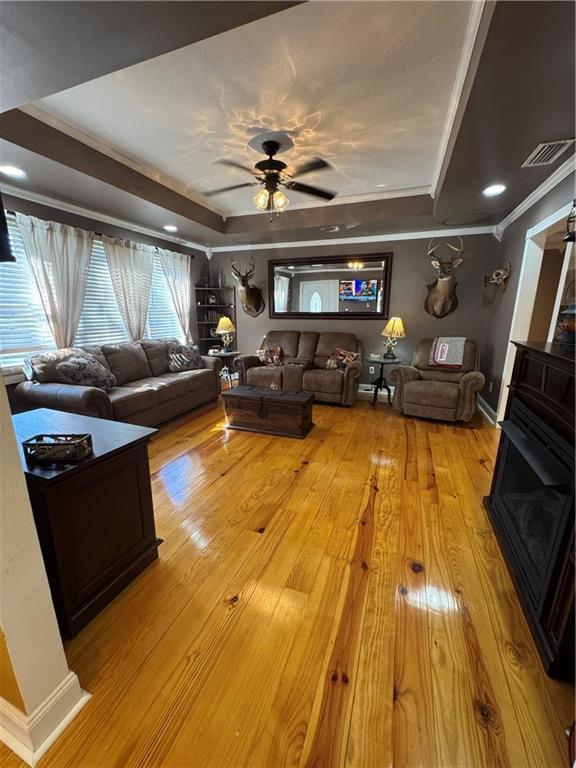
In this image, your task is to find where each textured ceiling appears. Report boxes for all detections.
[33,1,472,215]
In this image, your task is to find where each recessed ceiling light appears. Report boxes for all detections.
[311,264,323,267]
[377,183,387,188]
[0,165,26,179]
[163,224,178,233]
[482,183,506,197]
[288,265,295,269]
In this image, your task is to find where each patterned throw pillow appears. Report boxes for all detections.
[167,342,204,372]
[326,347,359,371]
[256,346,283,366]
[56,354,117,391]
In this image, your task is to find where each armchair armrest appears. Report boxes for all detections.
[235,354,263,386]
[16,381,113,419]
[342,360,362,406]
[457,370,486,421]
[201,356,223,374]
[389,365,421,409]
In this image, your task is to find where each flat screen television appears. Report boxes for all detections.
[339,279,378,302]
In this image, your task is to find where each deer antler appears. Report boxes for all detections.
[446,236,464,256]
[427,239,440,257]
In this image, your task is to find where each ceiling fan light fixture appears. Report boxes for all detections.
[273,190,289,211]
[253,188,270,211]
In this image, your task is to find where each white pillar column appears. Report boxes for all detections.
[0,381,89,766]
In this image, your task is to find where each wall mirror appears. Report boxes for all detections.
[268,254,392,319]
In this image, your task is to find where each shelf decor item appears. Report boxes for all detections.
[381,316,405,359]
[22,433,93,464]
[215,316,236,351]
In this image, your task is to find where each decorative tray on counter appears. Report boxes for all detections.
[22,433,93,464]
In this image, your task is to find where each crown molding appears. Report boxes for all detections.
[494,154,575,240]
[1,183,211,255]
[210,225,495,253]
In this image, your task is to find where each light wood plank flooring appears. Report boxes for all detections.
[1,400,573,768]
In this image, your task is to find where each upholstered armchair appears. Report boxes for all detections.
[390,338,485,422]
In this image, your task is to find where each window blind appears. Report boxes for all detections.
[75,240,129,347]
[147,256,183,341]
[0,215,53,371]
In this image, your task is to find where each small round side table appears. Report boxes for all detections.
[365,356,403,406]
[208,350,241,387]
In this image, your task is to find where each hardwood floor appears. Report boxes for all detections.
[1,400,573,768]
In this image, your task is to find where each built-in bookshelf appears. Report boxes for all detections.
[193,285,237,354]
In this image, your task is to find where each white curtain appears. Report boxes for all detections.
[16,213,93,349]
[274,274,290,313]
[103,236,155,341]
[157,248,193,341]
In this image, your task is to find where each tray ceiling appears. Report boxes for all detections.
[32,1,472,216]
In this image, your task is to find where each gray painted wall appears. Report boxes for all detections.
[480,174,575,411]
[210,234,500,384]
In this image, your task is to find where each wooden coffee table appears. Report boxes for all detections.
[223,386,314,438]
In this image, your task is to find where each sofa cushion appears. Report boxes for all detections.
[413,338,477,374]
[403,380,459,409]
[303,369,344,395]
[261,331,300,358]
[107,385,157,419]
[78,345,111,371]
[120,375,189,404]
[296,332,319,362]
[141,338,177,376]
[314,332,359,368]
[167,342,204,372]
[101,342,152,386]
[24,347,85,383]
[56,354,117,391]
[246,366,282,388]
[165,369,216,392]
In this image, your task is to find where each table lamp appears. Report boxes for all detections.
[381,317,405,359]
[215,316,236,351]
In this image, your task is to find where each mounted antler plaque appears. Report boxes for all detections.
[231,261,265,317]
[424,237,464,318]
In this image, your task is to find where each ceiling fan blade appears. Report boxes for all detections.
[204,182,257,196]
[285,181,336,201]
[290,158,331,178]
[214,159,254,174]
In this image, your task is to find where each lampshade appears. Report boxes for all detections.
[253,189,270,211]
[273,190,289,211]
[382,317,405,338]
[215,316,235,334]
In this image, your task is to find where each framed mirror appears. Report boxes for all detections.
[268,254,392,319]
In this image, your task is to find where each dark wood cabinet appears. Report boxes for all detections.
[12,408,161,638]
[485,342,574,679]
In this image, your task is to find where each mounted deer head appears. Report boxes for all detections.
[424,236,464,318]
[484,262,511,291]
[231,260,265,318]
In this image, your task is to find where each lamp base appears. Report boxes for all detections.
[382,350,397,360]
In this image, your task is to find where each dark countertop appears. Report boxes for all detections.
[12,408,156,482]
[512,341,575,363]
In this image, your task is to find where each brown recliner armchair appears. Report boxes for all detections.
[390,338,485,422]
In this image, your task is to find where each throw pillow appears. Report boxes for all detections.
[256,346,283,366]
[56,354,117,391]
[326,347,359,371]
[167,342,204,372]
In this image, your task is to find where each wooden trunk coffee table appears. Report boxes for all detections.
[223,386,314,438]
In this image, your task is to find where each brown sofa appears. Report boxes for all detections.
[390,338,485,422]
[236,330,362,406]
[17,339,222,427]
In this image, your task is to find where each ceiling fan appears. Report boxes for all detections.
[204,139,336,216]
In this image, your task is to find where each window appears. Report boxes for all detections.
[0,215,53,371]
[75,240,129,347]
[147,256,183,340]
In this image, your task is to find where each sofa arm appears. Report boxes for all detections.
[201,356,223,374]
[235,355,263,386]
[16,381,113,419]
[457,371,486,422]
[342,361,362,406]
[389,365,421,410]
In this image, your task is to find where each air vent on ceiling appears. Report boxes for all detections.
[521,139,574,168]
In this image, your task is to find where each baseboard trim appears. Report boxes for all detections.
[477,395,499,426]
[0,672,90,766]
